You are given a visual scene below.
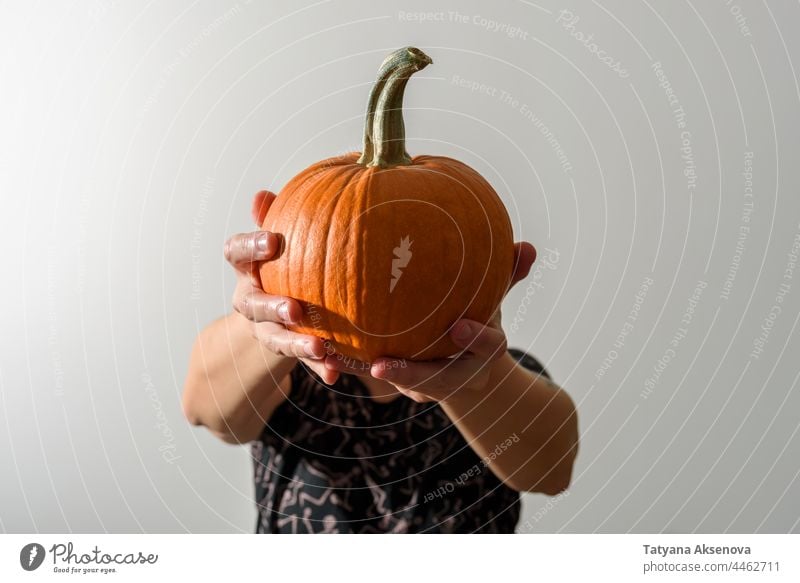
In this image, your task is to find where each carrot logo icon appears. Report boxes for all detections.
[390,236,413,293]
[19,543,45,571]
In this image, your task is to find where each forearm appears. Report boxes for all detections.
[440,352,579,494]
[182,311,295,443]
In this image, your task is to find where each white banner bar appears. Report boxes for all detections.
[1,534,797,581]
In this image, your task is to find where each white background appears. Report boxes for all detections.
[0,0,798,533]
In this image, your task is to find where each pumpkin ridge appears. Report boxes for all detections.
[293,167,331,304]
[333,165,372,355]
[354,166,375,358]
[428,166,481,353]
[446,158,512,310]
[270,168,320,301]
[321,164,364,347]
[410,158,509,331]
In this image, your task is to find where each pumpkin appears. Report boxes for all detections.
[258,47,514,362]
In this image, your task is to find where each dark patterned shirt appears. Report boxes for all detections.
[251,348,550,533]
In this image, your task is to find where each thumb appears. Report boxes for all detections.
[252,190,277,226]
[509,242,536,289]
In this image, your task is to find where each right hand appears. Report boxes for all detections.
[224,190,340,385]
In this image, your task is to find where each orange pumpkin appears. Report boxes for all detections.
[259,47,514,362]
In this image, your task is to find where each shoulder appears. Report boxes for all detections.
[507,347,552,380]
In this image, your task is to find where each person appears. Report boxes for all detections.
[182,189,579,533]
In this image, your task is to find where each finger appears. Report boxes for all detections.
[395,386,437,403]
[233,290,302,324]
[509,241,536,290]
[323,354,374,377]
[251,190,277,226]
[224,231,280,269]
[371,357,459,392]
[450,319,508,360]
[251,322,327,358]
[299,358,340,386]
[232,259,264,292]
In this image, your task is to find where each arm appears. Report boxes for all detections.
[181,311,296,444]
[439,351,578,494]
[182,190,338,444]
[356,342,579,495]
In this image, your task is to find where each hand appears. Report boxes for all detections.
[225,190,340,385]
[323,242,537,402]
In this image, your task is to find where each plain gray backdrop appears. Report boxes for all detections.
[1,0,799,533]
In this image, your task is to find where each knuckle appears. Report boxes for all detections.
[263,338,279,355]
[233,292,251,317]
[225,233,257,264]
[294,338,309,357]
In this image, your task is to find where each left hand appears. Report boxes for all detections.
[324,242,537,403]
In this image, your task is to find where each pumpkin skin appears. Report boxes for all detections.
[257,49,514,362]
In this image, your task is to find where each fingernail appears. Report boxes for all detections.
[304,342,319,358]
[453,321,472,341]
[256,233,270,255]
[277,302,291,322]
[372,361,391,379]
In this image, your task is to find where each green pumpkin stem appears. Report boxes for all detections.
[357,47,432,168]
